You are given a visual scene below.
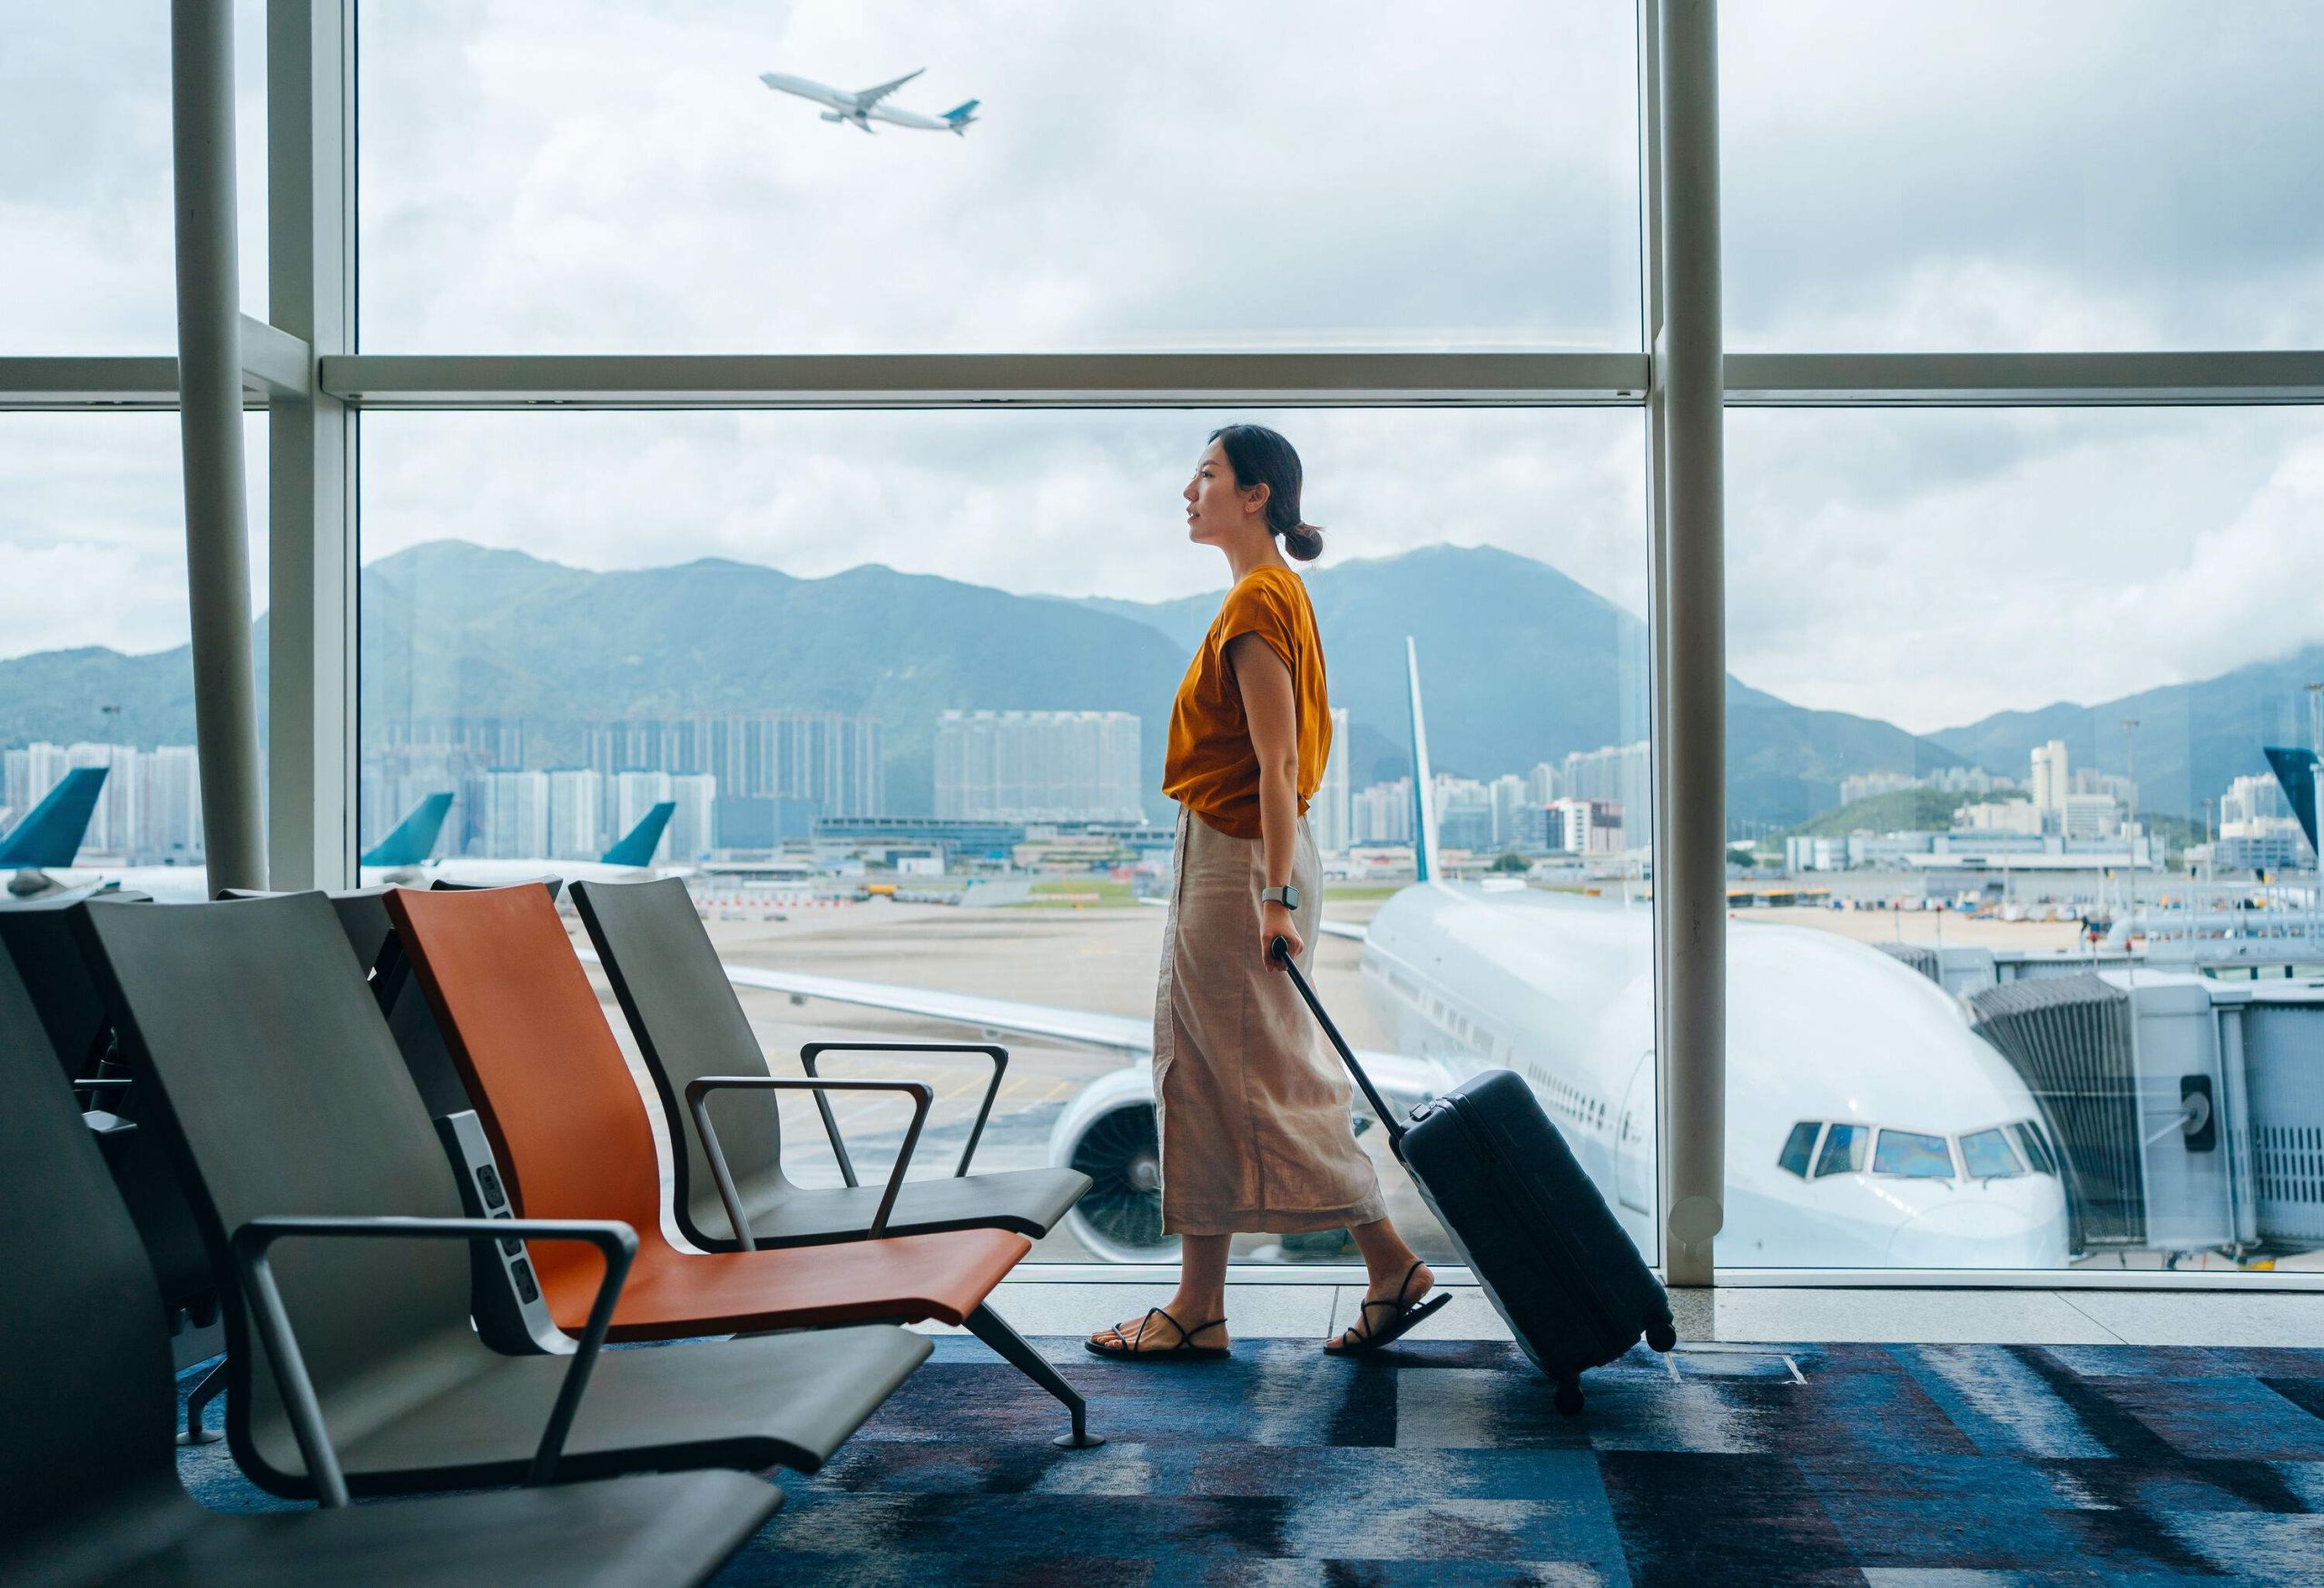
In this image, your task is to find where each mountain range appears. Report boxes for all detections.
[2,539,2313,829]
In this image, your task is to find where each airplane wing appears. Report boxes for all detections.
[639,956,1458,1118]
[1319,920,1367,942]
[852,67,924,109]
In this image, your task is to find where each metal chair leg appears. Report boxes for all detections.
[178,1359,225,1445]
[964,1303,1103,1449]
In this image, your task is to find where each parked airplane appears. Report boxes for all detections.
[758,67,979,135]
[1,768,112,897]
[721,641,2072,1271]
[409,801,683,890]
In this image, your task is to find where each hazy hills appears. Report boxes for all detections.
[5,539,2309,826]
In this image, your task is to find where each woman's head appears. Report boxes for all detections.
[1184,424,1324,562]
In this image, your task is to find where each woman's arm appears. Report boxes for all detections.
[1226,631,1303,971]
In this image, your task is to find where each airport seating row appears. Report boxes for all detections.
[0,877,1098,1587]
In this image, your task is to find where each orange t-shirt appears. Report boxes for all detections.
[1162,565,1334,841]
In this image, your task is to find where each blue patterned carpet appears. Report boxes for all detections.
[178,1335,2324,1585]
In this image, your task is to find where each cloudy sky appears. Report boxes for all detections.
[5,0,2324,738]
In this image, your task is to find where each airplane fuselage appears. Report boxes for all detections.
[758,72,966,133]
[1358,881,2070,1269]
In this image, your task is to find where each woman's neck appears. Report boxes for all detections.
[1222,535,1289,585]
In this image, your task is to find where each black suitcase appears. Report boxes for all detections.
[1274,939,1675,1413]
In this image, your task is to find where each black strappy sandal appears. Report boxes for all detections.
[1085,1306,1232,1362]
[1324,1262,1449,1356]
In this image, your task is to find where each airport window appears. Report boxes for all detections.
[352,0,1641,353]
[0,414,270,894]
[355,404,1652,1268]
[0,2,268,351]
[1814,1123,1869,1179]
[1777,1120,1820,1179]
[1873,1129,1955,1181]
[1959,1127,2025,1180]
[1723,0,2324,351]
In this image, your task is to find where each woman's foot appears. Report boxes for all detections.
[1087,1304,1232,1358]
[1325,1259,1439,1354]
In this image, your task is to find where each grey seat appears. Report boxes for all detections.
[0,934,782,1588]
[71,892,931,1500]
[570,875,1091,1250]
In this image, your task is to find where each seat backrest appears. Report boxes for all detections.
[74,893,476,1488]
[0,935,183,1548]
[572,876,785,1246]
[385,883,672,1293]
[0,897,215,1316]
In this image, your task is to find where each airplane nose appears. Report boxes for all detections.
[1886,1199,2063,1268]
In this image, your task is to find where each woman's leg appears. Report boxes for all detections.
[1329,1217,1435,1348]
[1089,1232,1234,1352]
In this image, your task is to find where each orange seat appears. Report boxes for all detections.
[382,883,1030,1337]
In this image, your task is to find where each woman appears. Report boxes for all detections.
[1088,424,1445,1362]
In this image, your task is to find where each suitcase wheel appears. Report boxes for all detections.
[1554,1380,1584,1417]
[1645,1320,1678,1354]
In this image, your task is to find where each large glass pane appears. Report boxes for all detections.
[1725,0,2324,350]
[1725,408,2324,1273]
[359,407,1650,1266]
[0,3,269,352]
[357,0,1640,352]
[0,413,270,895]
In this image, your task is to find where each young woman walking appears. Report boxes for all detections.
[1088,424,1445,1362]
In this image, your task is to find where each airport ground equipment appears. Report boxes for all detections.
[387,882,1104,1448]
[571,875,1092,1248]
[71,893,931,1498]
[1275,938,1676,1415]
[0,930,784,1588]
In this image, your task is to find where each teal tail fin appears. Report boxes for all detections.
[360,792,454,868]
[602,801,675,867]
[0,766,107,869]
[2264,745,2320,857]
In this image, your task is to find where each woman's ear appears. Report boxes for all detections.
[1245,479,1271,520]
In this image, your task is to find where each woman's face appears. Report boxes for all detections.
[1184,439,1266,547]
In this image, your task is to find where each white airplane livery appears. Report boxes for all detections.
[668,640,2073,1270]
[759,68,980,136]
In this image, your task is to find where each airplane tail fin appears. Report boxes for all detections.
[360,792,454,868]
[1406,636,1439,883]
[2264,745,2321,857]
[942,99,979,133]
[602,801,675,867]
[0,767,107,869]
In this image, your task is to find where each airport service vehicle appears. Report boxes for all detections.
[759,68,979,135]
[728,642,2075,1272]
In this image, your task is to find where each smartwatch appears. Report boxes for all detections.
[1260,884,1301,912]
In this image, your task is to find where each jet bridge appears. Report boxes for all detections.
[1955,968,2324,1258]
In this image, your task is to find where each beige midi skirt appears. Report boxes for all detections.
[1151,804,1389,1238]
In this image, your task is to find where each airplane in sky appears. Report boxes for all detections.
[758,67,979,135]
[712,640,2073,1270]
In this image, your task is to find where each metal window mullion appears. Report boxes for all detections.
[266,0,359,890]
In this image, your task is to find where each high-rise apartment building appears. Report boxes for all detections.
[586,713,881,819]
[1559,741,1651,849]
[547,768,605,858]
[2030,739,2069,814]
[935,711,1142,823]
[479,771,551,859]
[1352,778,1413,846]
[1313,707,1352,853]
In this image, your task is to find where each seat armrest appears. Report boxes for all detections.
[800,1041,1008,1178]
[229,1214,636,1503]
[684,1075,933,1246]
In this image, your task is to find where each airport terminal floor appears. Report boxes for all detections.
[169,1286,2324,1585]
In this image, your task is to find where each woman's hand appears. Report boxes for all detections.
[1262,901,1304,971]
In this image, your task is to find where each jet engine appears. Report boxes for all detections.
[1047,1067,1176,1263]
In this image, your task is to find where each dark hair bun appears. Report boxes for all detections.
[1282,523,1325,561]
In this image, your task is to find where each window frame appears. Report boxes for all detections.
[10,0,2324,1290]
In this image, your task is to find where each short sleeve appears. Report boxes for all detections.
[1215,574,1297,675]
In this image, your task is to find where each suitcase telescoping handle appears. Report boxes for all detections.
[1270,936,1407,1150]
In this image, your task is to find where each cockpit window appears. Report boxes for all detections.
[1814,1123,1870,1178]
[1777,1121,1821,1178]
[2009,1119,2058,1177]
[1959,1128,2024,1179]
[1873,1129,1955,1179]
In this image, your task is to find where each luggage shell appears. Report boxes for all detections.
[1273,942,1674,1412]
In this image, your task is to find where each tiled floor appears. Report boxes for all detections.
[954,1281,2324,1347]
